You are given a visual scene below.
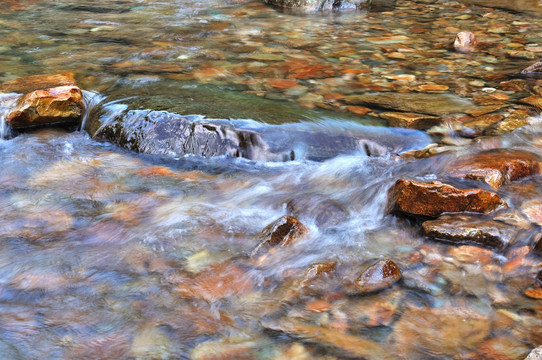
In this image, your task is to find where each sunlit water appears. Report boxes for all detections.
[0,0,542,359]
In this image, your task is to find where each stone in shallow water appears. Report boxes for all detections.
[380,111,441,129]
[251,215,309,260]
[344,93,473,116]
[0,72,77,94]
[388,179,507,218]
[445,150,541,189]
[422,214,518,249]
[6,86,83,129]
[286,195,348,228]
[454,31,478,53]
[355,259,402,294]
[393,307,490,358]
[525,346,542,360]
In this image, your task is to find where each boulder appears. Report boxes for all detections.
[250,215,309,260]
[422,214,518,249]
[388,179,507,218]
[6,86,83,129]
[344,93,473,116]
[446,150,541,189]
[355,259,402,294]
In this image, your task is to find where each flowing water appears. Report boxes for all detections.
[1,0,542,359]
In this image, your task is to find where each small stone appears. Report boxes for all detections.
[422,214,518,249]
[468,79,485,87]
[346,105,371,116]
[460,113,504,136]
[483,110,530,135]
[355,259,402,294]
[6,86,83,129]
[388,179,507,218]
[507,50,536,60]
[521,61,542,74]
[465,105,505,117]
[454,31,478,53]
[445,150,541,189]
[520,95,542,108]
[415,84,449,92]
[267,79,298,89]
[251,216,309,260]
[306,300,331,313]
[524,287,542,299]
[525,346,542,360]
[380,112,441,129]
[387,52,406,60]
[522,200,542,226]
[447,245,494,265]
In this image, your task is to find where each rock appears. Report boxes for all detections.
[287,195,348,228]
[6,86,83,129]
[524,287,542,300]
[355,259,402,294]
[458,0,542,17]
[393,307,491,358]
[380,112,441,129]
[525,346,542,360]
[446,150,541,189]
[251,216,309,260]
[460,114,504,137]
[388,179,507,218]
[261,318,393,359]
[454,31,478,53]
[476,336,530,360]
[447,245,494,264]
[191,339,256,360]
[522,61,542,74]
[264,0,395,11]
[422,214,518,249]
[483,111,530,135]
[0,73,77,94]
[344,93,473,116]
[341,289,402,327]
[520,96,542,108]
[522,200,542,226]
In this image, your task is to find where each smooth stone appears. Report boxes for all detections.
[388,179,507,218]
[355,259,402,294]
[525,346,542,360]
[250,215,309,260]
[445,150,541,189]
[454,31,478,53]
[0,72,77,94]
[380,112,441,129]
[344,93,473,116]
[422,214,518,249]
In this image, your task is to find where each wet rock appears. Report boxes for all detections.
[388,179,507,218]
[261,318,393,359]
[251,216,309,260]
[393,307,491,358]
[476,336,530,360]
[525,346,542,360]
[130,325,173,359]
[523,287,542,300]
[422,214,518,249]
[522,61,542,75]
[0,73,77,94]
[454,31,478,53]
[520,95,542,108]
[342,289,402,327]
[6,86,83,129]
[264,0,394,12]
[459,0,542,17]
[287,195,348,228]
[344,93,473,116]
[460,114,504,137]
[380,112,441,129]
[522,200,542,226]
[447,245,494,265]
[446,150,541,189]
[355,259,402,294]
[191,339,256,360]
[483,111,530,135]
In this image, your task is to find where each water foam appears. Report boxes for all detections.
[0,93,21,139]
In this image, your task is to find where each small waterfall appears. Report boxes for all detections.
[0,93,21,140]
[80,90,106,132]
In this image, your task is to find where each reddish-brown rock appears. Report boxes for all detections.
[446,150,541,189]
[250,215,309,260]
[388,179,507,218]
[6,86,83,129]
[454,31,478,53]
[355,259,402,294]
[422,215,518,249]
[380,112,441,129]
[0,73,77,94]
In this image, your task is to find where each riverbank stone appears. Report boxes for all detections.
[446,150,541,189]
[388,179,507,218]
[422,214,518,249]
[344,93,473,116]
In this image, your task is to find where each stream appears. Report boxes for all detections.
[0,0,542,359]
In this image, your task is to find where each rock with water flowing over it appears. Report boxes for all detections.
[6,86,83,129]
[388,179,507,218]
[286,195,348,228]
[261,318,394,359]
[355,259,402,294]
[422,214,518,249]
[446,150,542,189]
[344,93,473,116]
[380,112,441,130]
[393,307,490,358]
[264,0,394,12]
[0,73,77,94]
[250,215,309,262]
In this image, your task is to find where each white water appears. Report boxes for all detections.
[0,93,21,139]
[80,90,106,132]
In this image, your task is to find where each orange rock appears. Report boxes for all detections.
[283,60,335,79]
[446,150,541,189]
[267,78,298,89]
[465,105,506,117]
[447,245,494,265]
[0,72,76,93]
[251,216,309,261]
[346,105,371,117]
[341,68,371,74]
[415,84,449,92]
[520,95,542,108]
[6,86,83,129]
[476,336,530,360]
[524,287,542,299]
[388,179,507,218]
[306,300,331,312]
[136,166,178,177]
